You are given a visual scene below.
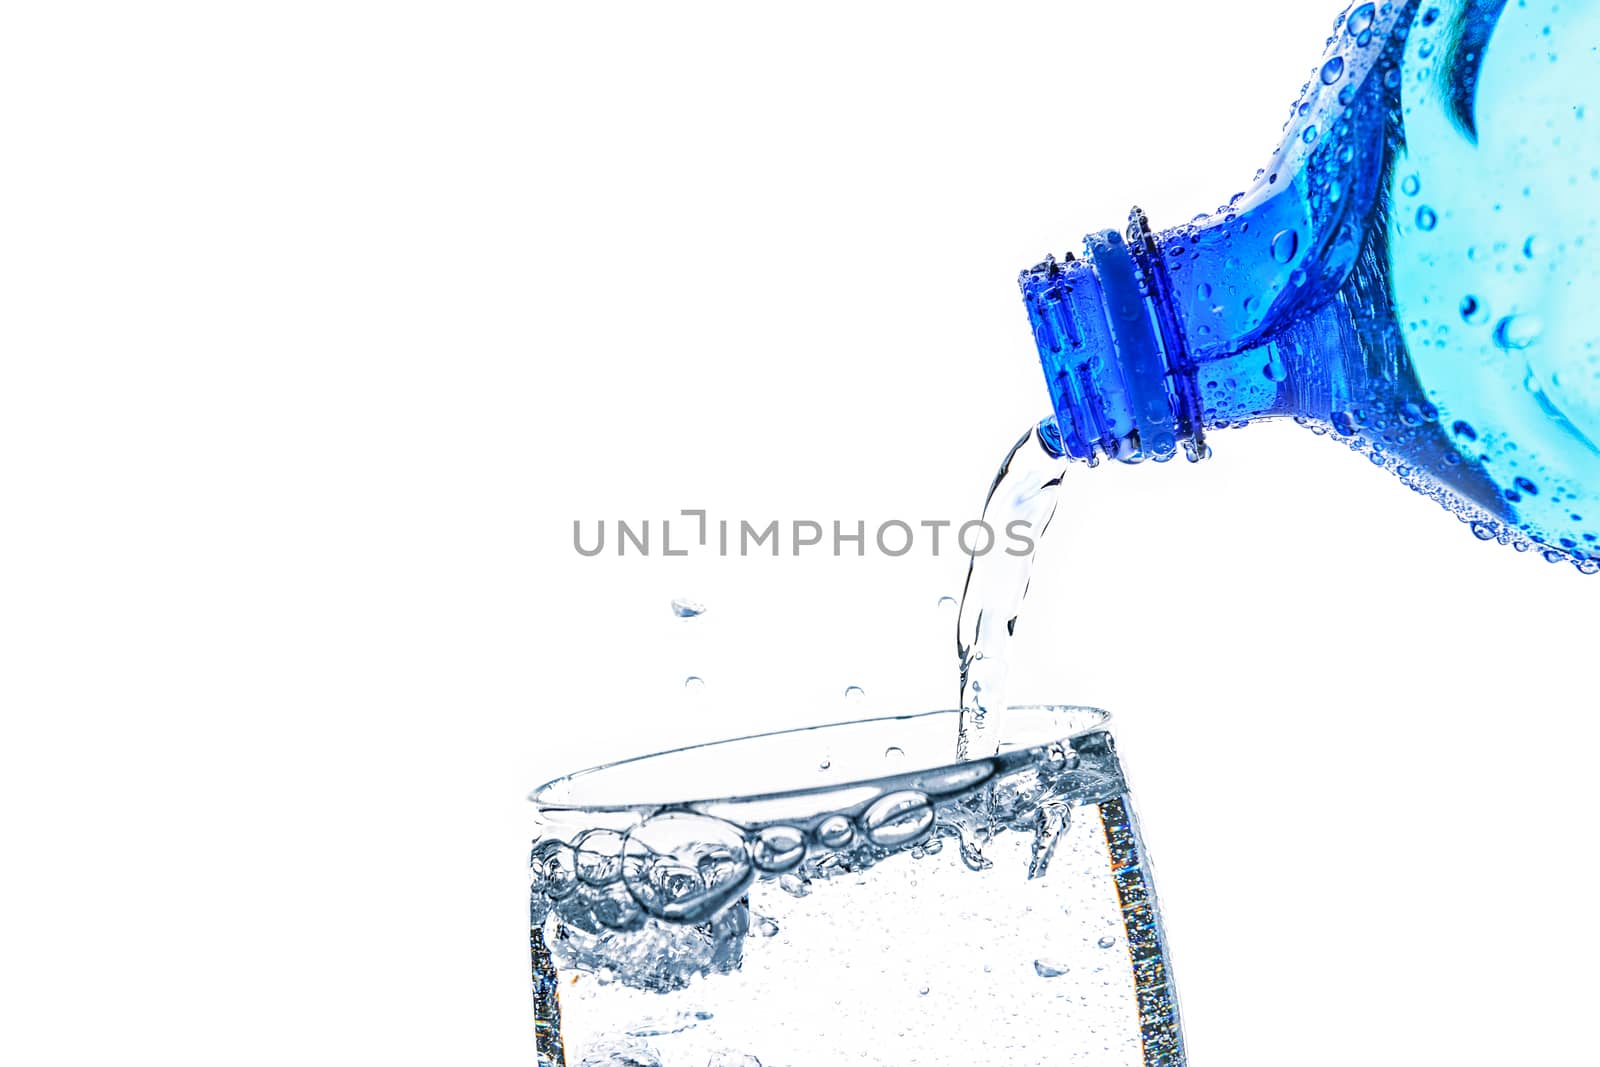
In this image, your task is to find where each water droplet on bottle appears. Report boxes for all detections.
[1320,56,1345,84]
[1302,124,1319,145]
[843,685,865,702]
[1033,959,1069,978]
[754,915,780,938]
[670,598,705,618]
[862,791,935,848]
[1493,314,1543,350]
[1459,294,1489,325]
[1291,267,1308,287]
[1523,235,1540,259]
[684,676,705,689]
[1514,476,1539,496]
[1338,83,1358,107]
[1270,229,1299,263]
[1416,205,1438,230]
[1422,6,1440,26]
[1263,360,1287,382]
[1331,410,1358,436]
[751,826,806,873]
[1384,66,1402,89]
[1451,420,1477,441]
[1347,3,1375,36]
[815,815,854,851]
[1471,521,1496,541]
[1196,282,1212,301]
[1097,935,1118,950]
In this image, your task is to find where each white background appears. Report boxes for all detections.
[3,2,1595,1064]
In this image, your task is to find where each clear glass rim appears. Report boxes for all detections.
[530,704,1111,815]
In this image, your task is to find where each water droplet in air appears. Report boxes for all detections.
[1416,205,1438,230]
[843,686,865,702]
[816,814,854,848]
[1097,935,1118,949]
[1471,522,1496,541]
[1459,295,1488,324]
[1347,3,1375,36]
[1493,315,1543,351]
[884,745,906,761]
[684,676,705,689]
[818,759,831,771]
[937,595,957,609]
[670,598,705,618]
[918,986,930,997]
[1320,56,1345,84]
[1270,229,1299,263]
[1034,959,1069,978]
[862,791,935,847]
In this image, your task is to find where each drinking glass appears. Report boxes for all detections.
[529,706,1185,1066]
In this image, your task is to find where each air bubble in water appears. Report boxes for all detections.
[862,791,935,847]
[670,598,705,618]
[1416,206,1438,230]
[707,1054,762,1067]
[1033,959,1069,978]
[622,813,754,923]
[751,826,806,873]
[1493,314,1543,351]
[1320,56,1345,84]
[816,814,854,848]
[1270,228,1299,263]
[577,1039,662,1067]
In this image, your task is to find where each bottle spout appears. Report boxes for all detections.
[1020,215,1206,466]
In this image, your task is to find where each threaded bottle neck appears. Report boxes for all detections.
[1019,213,1205,465]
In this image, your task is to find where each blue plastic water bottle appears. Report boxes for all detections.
[1020,1,1600,571]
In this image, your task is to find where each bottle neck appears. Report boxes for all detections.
[1020,210,1206,466]
[1023,202,1506,517]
